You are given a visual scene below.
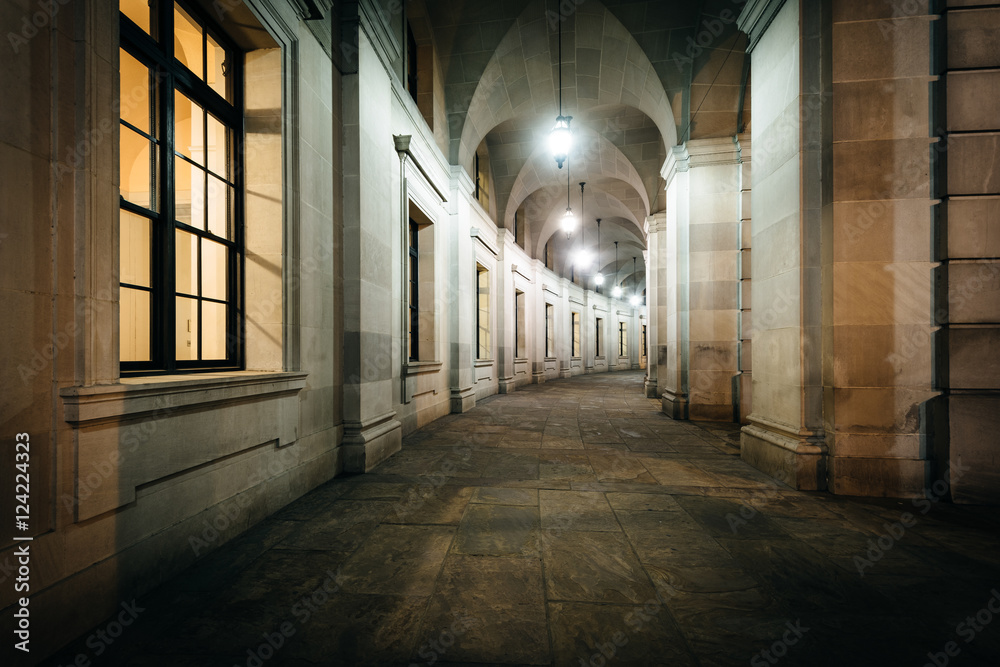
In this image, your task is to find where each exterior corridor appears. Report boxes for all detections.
[45,372,1000,667]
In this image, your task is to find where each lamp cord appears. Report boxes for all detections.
[557,0,562,116]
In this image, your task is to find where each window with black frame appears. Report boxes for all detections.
[409,219,419,361]
[119,0,242,374]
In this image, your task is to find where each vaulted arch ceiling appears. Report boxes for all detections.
[417,0,748,284]
[503,124,651,232]
[456,0,677,174]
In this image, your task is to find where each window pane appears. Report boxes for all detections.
[120,287,150,362]
[175,229,197,295]
[176,296,199,359]
[206,33,229,100]
[174,3,204,79]
[120,0,151,34]
[201,238,227,301]
[206,174,229,239]
[174,156,205,228]
[120,210,151,287]
[120,49,150,134]
[206,113,227,176]
[121,127,152,208]
[202,300,227,359]
[174,91,204,165]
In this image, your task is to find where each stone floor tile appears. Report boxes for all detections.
[452,503,540,556]
[542,531,657,604]
[339,524,455,596]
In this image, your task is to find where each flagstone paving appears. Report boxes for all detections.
[44,371,1000,666]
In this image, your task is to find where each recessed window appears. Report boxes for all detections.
[572,312,581,357]
[515,290,526,358]
[545,303,555,358]
[477,264,490,359]
[642,324,647,358]
[619,321,628,358]
[409,219,419,361]
[119,1,242,373]
[475,150,490,211]
[595,317,603,357]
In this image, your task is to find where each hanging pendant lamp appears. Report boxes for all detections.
[549,0,572,169]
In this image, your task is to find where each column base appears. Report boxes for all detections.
[661,390,688,420]
[740,419,827,491]
[498,377,516,394]
[342,412,402,473]
[631,363,640,370]
[450,386,476,413]
[644,379,658,398]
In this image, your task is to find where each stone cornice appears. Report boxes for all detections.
[661,144,690,184]
[686,136,743,167]
[738,0,788,54]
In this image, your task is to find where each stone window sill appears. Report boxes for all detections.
[474,358,494,368]
[405,360,443,376]
[60,371,309,425]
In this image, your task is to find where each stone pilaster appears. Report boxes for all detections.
[341,18,401,472]
[660,145,690,419]
[737,0,827,490]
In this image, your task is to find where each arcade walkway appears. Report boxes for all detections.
[46,372,1000,666]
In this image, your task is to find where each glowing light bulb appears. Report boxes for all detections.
[594,273,604,286]
[549,116,572,168]
[561,208,576,235]
[630,294,641,306]
[574,249,592,269]
[612,285,622,298]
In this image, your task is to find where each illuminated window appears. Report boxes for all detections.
[477,264,490,359]
[571,312,581,357]
[619,322,628,357]
[475,150,490,211]
[545,303,555,357]
[515,290,526,358]
[119,1,241,373]
[595,317,603,356]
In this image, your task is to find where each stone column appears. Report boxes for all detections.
[532,259,547,384]
[737,0,827,489]
[685,138,742,422]
[824,1,941,496]
[660,146,690,419]
[643,226,661,397]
